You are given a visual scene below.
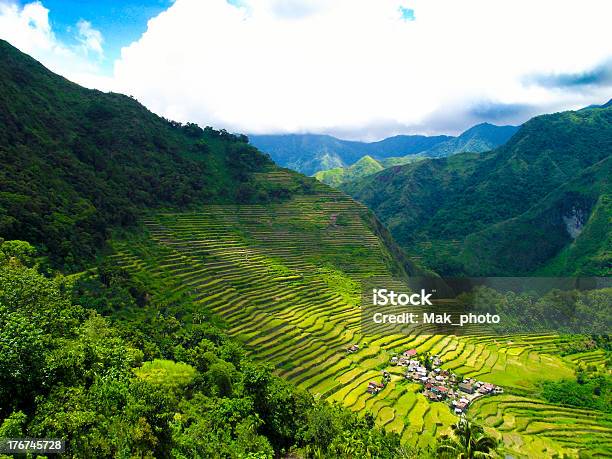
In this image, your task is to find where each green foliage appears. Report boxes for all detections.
[297,402,402,458]
[250,125,516,176]
[134,359,198,392]
[541,372,611,413]
[0,39,320,270]
[345,104,612,276]
[0,249,406,457]
[466,286,612,335]
[0,239,36,266]
[314,155,384,187]
[436,419,497,459]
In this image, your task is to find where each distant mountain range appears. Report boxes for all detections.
[343,102,612,276]
[249,123,519,176]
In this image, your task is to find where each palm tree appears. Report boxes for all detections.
[436,419,497,458]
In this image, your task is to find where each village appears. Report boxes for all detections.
[356,346,504,415]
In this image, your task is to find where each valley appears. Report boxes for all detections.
[1,37,610,458]
[109,170,611,458]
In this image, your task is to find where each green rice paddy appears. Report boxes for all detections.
[110,172,611,457]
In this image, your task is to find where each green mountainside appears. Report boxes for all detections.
[315,154,430,187]
[314,155,385,186]
[344,105,612,276]
[424,122,519,158]
[0,39,315,269]
[251,124,517,177]
[0,40,426,457]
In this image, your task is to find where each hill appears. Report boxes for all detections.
[0,39,314,268]
[2,40,611,458]
[302,124,517,187]
[423,122,518,158]
[0,39,425,457]
[314,155,385,186]
[344,104,612,276]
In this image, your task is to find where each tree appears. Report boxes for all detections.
[436,419,497,459]
[0,239,36,266]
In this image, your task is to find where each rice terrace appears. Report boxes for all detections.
[111,170,612,458]
[1,3,611,456]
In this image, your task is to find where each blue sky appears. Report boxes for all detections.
[40,0,172,73]
[1,0,611,140]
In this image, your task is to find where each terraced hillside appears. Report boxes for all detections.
[111,171,611,457]
[472,395,612,457]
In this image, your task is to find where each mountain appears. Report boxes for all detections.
[0,39,314,268]
[344,104,612,276]
[249,133,450,175]
[2,40,611,459]
[0,39,425,457]
[314,155,384,186]
[423,122,519,158]
[250,124,518,177]
[309,123,519,187]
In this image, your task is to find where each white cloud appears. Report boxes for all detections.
[110,0,612,138]
[2,0,612,138]
[76,19,103,57]
[0,1,111,89]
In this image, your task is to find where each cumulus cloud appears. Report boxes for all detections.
[2,0,612,138]
[109,0,612,138]
[0,1,110,89]
[76,19,103,57]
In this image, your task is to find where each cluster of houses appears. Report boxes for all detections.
[365,348,503,415]
[367,370,391,394]
[346,343,360,353]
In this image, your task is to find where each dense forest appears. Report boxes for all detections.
[0,40,418,457]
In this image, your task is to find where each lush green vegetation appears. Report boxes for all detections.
[0,240,407,458]
[314,155,430,187]
[423,122,518,158]
[1,38,611,459]
[314,155,384,187]
[249,133,450,175]
[251,124,517,176]
[344,104,612,276]
[436,419,497,458]
[0,39,315,270]
[105,190,611,457]
[462,286,611,335]
[541,368,611,414]
[471,394,612,457]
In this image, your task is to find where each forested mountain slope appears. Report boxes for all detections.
[423,122,518,158]
[1,40,611,459]
[0,39,314,268]
[344,104,612,276]
[0,39,422,458]
[314,155,385,186]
